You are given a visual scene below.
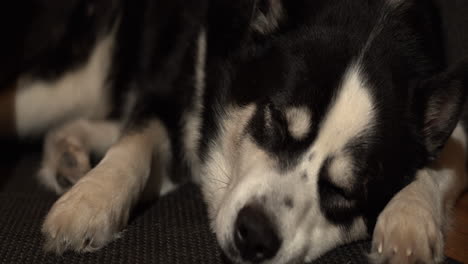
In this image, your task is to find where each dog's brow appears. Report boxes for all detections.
[285,107,312,140]
[312,64,375,156]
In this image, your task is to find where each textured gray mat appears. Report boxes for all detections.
[0,186,461,264]
[0,143,461,264]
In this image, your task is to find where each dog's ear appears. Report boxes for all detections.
[415,59,468,160]
[251,0,285,34]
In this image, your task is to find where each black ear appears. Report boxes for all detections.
[416,59,468,160]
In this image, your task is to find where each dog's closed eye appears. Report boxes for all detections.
[319,177,353,201]
[318,157,357,205]
[318,179,360,225]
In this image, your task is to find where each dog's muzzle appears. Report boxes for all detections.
[234,204,282,262]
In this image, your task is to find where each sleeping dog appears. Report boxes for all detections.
[1,0,467,263]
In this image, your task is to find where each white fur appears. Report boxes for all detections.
[436,124,467,196]
[302,66,376,258]
[38,119,121,194]
[371,169,445,264]
[328,155,355,188]
[371,123,468,264]
[202,104,258,222]
[183,29,207,182]
[42,120,169,253]
[15,32,115,137]
[285,107,312,140]
[32,4,464,262]
[313,64,375,157]
[143,127,176,200]
[202,63,377,264]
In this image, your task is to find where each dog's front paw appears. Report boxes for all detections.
[370,191,444,264]
[42,179,127,254]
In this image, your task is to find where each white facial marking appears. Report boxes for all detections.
[328,155,354,188]
[213,137,274,243]
[15,30,115,137]
[201,104,257,222]
[203,63,377,264]
[313,64,375,157]
[285,107,312,140]
[299,64,375,260]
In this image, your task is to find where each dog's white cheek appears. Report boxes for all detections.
[201,149,233,224]
[203,138,278,257]
[200,104,257,221]
[214,176,275,260]
[282,163,367,263]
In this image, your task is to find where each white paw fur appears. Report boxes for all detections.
[370,183,444,264]
[42,169,130,253]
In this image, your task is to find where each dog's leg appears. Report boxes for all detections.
[41,120,167,253]
[371,124,468,264]
[38,119,121,194]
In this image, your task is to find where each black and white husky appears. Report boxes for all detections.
[2,0,467,263]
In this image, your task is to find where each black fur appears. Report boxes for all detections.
[196,0,468,232]
[0,0,119,86]
[2,0,467,261]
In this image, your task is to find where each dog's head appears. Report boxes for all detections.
[201,1,468,263]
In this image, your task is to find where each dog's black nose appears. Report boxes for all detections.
[234,205,281,262]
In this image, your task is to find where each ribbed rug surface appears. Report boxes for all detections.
[0,142,461,264]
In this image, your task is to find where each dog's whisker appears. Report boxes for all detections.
[206,177,229,187]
